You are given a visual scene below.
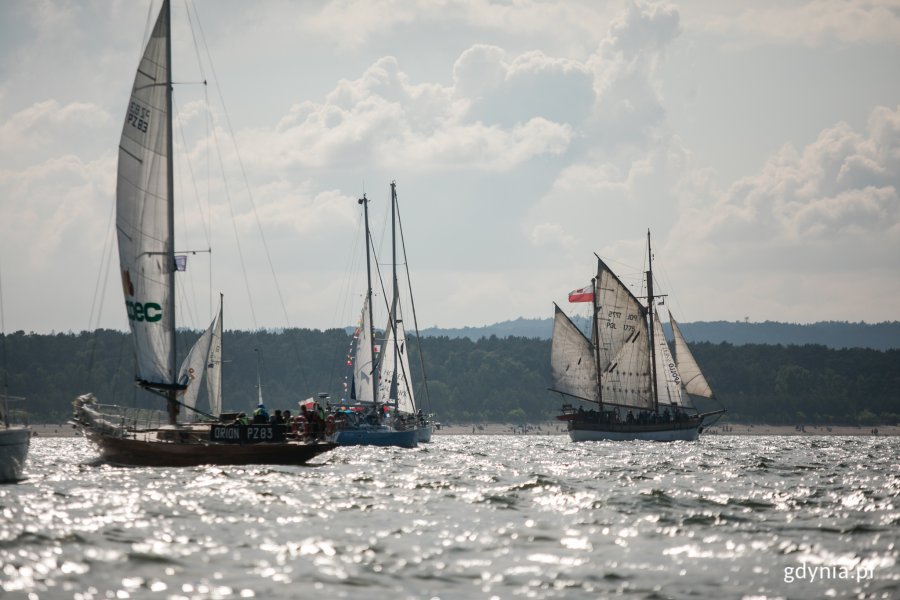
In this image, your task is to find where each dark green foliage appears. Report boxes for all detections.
[2,331,898,425]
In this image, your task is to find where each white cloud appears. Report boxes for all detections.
[693,0,900,47]
[241,52,578,174]
[663,104,900,322]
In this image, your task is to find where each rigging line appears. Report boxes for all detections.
[172,98,202,329]
[87,198,116,331]
[187,0,257,332]
[184,0,216,323]
[192,3,307,390]
[84,200,117,386]
[0,260,7,406]
[327,214,366,395]
[394,191,431,413]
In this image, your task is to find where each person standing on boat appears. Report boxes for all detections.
[253,403,269,423]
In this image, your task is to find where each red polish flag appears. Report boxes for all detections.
[568,284,594,303]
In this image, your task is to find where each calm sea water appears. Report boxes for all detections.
[1,435,897,599]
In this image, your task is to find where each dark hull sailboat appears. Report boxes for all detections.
[551,231,725,442]
[72,1,334,467]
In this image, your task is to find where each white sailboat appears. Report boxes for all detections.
[72,0,334,465]
[551,231,725,441]
[329,191,418,448]
[379,182,434,443]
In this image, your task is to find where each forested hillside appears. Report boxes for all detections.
[2,329,898,426]
[421,319,900,350]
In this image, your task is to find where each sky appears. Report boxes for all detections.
[1,0,899,334]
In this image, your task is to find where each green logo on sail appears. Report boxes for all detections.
[126,300,162,323]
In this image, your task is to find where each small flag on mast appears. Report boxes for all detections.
[568,284,594,303]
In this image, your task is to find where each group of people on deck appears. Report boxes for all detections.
[226,400,426,442]
[577,404,687,426]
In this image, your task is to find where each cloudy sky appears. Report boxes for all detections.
[1,0,899,334]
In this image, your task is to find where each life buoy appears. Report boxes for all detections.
[325,415,336,436]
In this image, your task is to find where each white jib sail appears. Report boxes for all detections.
[652,308,688,408]
[378,316,416,415]
[353,296,375,403]
[595,259,653,410]
[177,316,217,414]
[116,7,173,385]
[550,304,599,403]
[669,311,715,399]
[206,302,223,416]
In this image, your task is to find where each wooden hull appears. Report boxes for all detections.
[83,430,335,467]
[0,427,31,482]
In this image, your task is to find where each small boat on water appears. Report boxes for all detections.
[327,187,423,448]
[0,395,30,483]
[72,0,334,466]
[550,231,725,442]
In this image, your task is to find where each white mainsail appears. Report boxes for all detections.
[669,311,715,399]
[353,296,376,403]
[595,258,653,410]
[379,315,416,415]
[206,301,223,416]
[550,304,599,402]
[652,308,689,408]
[116,5,173,386]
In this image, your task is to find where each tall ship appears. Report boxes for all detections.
[550,231,725,441]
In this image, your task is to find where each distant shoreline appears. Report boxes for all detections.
[27,422,899,438]
[433,422,900,437]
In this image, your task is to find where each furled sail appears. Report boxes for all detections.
[353,296,375,403]
[378,315,416,414]
[595,259,653,410]
[116,6,173,386]
[652,309,689,408]
[550,304,599,403]
[669,311,715,399]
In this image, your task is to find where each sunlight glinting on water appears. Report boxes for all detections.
[1,435,898,598]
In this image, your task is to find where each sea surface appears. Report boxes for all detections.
[1,435,898,599]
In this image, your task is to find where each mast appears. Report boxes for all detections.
[163,0,178,425]
[358,194,378,409]
[591,275,603,407]
[646,229,658,413]
[388,181,400,409]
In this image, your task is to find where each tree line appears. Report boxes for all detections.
[2,329,898,426]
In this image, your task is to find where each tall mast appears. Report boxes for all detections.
[389,181,400,408]
[646,229,658,413]
[164,0,178,424]
[591,274,603,407]
[358,194,378,408]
